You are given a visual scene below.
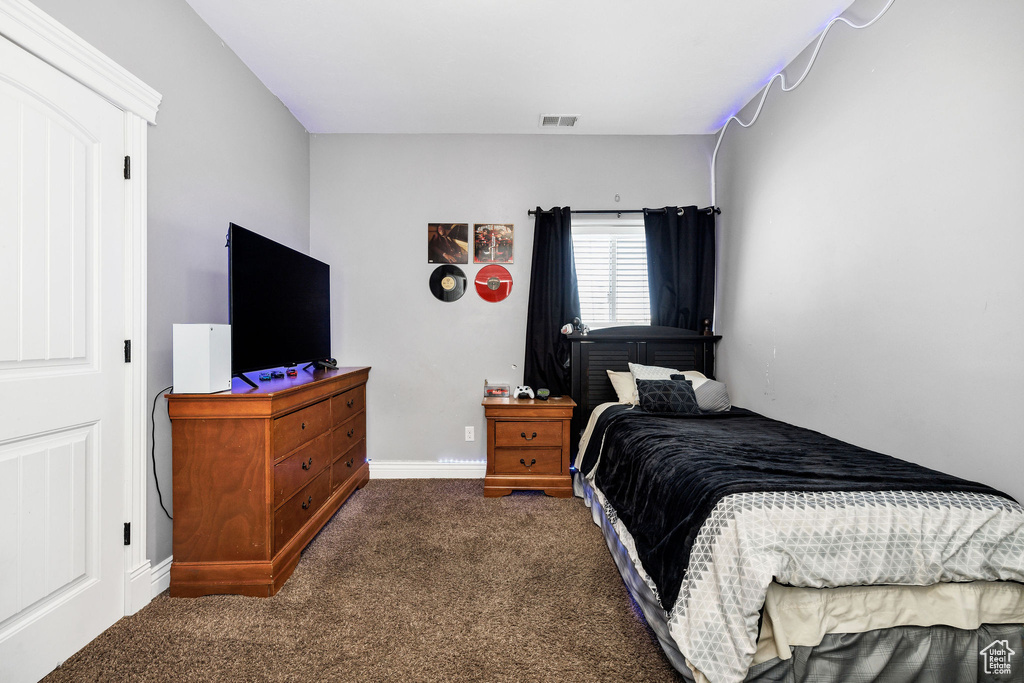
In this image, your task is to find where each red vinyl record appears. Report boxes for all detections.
[474,265,512,302]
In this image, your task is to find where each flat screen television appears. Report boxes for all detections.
[228,223,331,383]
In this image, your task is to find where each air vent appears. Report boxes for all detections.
[539,115,579,128]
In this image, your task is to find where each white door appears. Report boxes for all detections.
[0,31,128,683]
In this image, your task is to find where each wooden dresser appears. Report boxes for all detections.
[482,396,575,498]
[167,366,370,597]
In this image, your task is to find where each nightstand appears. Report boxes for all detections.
[482,396,576,497]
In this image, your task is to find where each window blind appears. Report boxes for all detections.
[572,223,650,328]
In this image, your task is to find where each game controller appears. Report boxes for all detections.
[513,385,534,399]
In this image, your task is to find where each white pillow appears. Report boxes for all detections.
[606,370,638,404]
[628,363,709,401]
[677,370,709,390]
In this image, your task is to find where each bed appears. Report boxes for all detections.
[568,326,1024,683]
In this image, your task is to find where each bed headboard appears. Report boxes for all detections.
[568,325,721,454]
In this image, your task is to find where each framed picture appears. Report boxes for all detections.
[474,224,513,264]
[427,223,468,264]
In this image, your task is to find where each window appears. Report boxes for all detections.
[571,219,650,329]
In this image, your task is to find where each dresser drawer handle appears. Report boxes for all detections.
[346,458,354,468]
[301,457,313,471]
[346,398,355,408]
[301,495,313,510]
[347,428,355,438]
[520,458,536,468]
[521,431,537,441]
[301,422,306,430]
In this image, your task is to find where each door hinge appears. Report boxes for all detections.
[123,522,131,546]
[124,339,131,363]
[123,155,131,180]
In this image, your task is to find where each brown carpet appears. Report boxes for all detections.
[43,479,684,682]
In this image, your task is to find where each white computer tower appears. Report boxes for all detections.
[172,324,232,393]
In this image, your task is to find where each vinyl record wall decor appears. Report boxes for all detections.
[473,224,513,263]
[474,265,512,302]
[427,222,513,303]
[427,223,468,264]
[429,265,467,302]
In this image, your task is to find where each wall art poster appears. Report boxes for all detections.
[473,224,513,263]
[427,223,469,264]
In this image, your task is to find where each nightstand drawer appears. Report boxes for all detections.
[494,421,562,447]
[493,447,562,474]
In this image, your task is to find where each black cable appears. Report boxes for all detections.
[151,384,174,520]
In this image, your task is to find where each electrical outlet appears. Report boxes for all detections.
[465,426,475,441]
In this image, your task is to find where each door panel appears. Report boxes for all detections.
[0,426,92,623]
[0,32,126,683]
[0,61,92,372]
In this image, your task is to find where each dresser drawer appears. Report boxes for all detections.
[331,386,365,426]
[274,469,331,555]
[333,414,366,459]
[274,433,330,508]
[273,399,331,458]
[493,447,562,474]
[331,439,366,491]
[494,421,562,447]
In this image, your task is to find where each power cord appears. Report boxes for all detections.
[152,384,174,520]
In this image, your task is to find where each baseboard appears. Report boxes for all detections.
[125,561,152,615]
[150,555,172,598]
[369,460,486,479]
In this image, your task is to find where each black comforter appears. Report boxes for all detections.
[580,404,1010,610]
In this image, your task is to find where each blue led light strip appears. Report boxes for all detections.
[710,0,897,205]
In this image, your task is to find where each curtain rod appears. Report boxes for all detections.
[527,206,720,217]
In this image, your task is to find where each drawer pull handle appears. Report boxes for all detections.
[347,428,355,438]
[301,422,306,430]
[301,495,313,510]
[346,458,354,468]
[521,431,537,441]
[520,458,536,468]
[346,398,355,407]
[301,457,313,471]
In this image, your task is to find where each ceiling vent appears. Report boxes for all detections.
[540,115,579,128]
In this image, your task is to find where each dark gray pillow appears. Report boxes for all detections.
[636,379,702,415]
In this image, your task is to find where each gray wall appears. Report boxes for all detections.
[32,0,312,564]
[310,134,714,467]
[715,0,1024,500]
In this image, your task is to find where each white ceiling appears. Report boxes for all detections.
[184,0,857,136]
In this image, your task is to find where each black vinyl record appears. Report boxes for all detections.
[429,265,467,302]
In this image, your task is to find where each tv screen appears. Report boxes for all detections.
[229,223,331,376]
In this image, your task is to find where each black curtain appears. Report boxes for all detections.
[523,207,580,396]
[643,206,716,331]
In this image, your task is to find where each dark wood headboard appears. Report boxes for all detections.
[568,325,721,454]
